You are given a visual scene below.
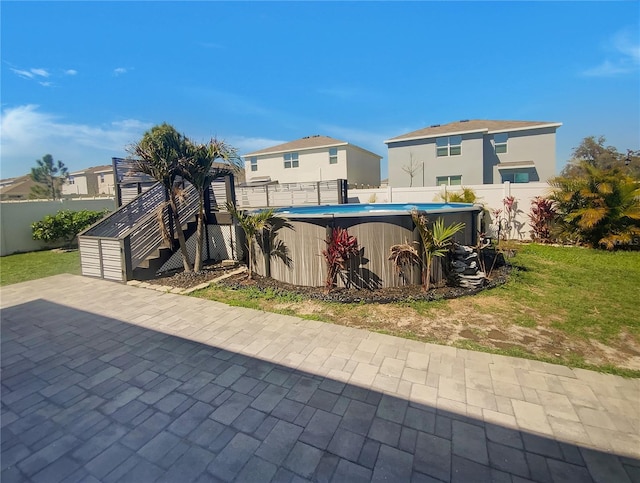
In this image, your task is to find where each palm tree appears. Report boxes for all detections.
[435,186,479,203]
[412,211,465,291]
[182,139,240,271]
[226,203,277,280]
[129,123,193,272]
[549,162,640,249]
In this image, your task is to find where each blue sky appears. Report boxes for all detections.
[1,1,639,180]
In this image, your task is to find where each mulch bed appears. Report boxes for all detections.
[147,261,511,304]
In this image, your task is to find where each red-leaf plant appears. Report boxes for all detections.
[529,196,556,243]
[321,227,359,294]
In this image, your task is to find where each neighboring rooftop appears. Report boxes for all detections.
[69,164,114,176]
[386,119,562,143]
[245,135,350,156]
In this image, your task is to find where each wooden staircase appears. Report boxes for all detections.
[132,217,199,280]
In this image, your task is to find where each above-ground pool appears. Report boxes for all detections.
[253,202,483,289]
[274,202,478,217]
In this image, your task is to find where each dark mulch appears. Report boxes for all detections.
[147,261,511,304]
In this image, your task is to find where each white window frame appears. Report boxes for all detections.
[329,147,338,165]
[250,156,258,172]
[68,176,75,185]
[436,135,462,157]
[284,152,299,169]
[494,133,508,154]
[436,175,462,186]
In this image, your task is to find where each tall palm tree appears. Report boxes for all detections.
[130,123,193,272]
[412,211,465,291]
[226,203,277,279]
[182,139,240,271]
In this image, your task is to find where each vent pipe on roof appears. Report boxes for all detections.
[429,124,440,128]
[460,119,469,122]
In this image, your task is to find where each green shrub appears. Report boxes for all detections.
[31,209,108,246]
[549,162,640,249]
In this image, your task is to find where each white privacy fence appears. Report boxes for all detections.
[349,182,553,240]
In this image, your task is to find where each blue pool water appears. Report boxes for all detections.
[274,202,476,217]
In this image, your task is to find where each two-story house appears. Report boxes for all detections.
[244,135,382,187]
[62,165,115,197]
[385,120,562,187]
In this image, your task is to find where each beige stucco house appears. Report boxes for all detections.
[244,135,382,187]
[386,120,562,187]
[63,165,115,197]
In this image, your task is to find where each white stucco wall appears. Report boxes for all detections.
[345,145,382,187]
[0,198,116,256]
[62,175,89,195]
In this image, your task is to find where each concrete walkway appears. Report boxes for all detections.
[1,274,638,483]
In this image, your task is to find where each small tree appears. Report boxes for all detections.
[226,203,276,280]
[182,139,240,271]
[30,154,68,200]
[130,123,193,272]
[412,211,464,291]
[321,227,359,293]
[401,152,421,187]
[32,209,108,247]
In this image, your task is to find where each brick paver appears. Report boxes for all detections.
[1,274,639,482]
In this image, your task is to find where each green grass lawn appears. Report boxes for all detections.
[0,249,81,286]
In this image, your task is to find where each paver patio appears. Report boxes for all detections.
[1,274,639,482]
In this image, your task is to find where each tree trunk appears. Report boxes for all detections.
[247,238,253,280]
[423,255,432,292]
[194,192,205,272]
[169,193,193,272]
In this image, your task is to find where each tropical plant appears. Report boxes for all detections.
[528,196,555,243]
[30,154,69,200]
[435,186,479,203]
[129,123,193,272]
[182,139,240,271]
[226,203,277,279]
[549,162,640,249]
[322,227,359,293]
[412,211,465,291]
[388,240,420,284]
[32,209,108,247]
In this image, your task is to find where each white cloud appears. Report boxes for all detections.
[582,29,640,77]
[64,69,78,76]
[113,67,128,76]
[0,105,152,178]
[30,68,50,78]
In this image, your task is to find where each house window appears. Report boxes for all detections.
[501,171,529,183]
[250,156,258,172]
[436,175,462,186]
[284,152,299,169]
[436,135,462,157]
[99,174,105,183]
[494,133,508,154]
[68,176,75,185]
[329,147,338,164]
